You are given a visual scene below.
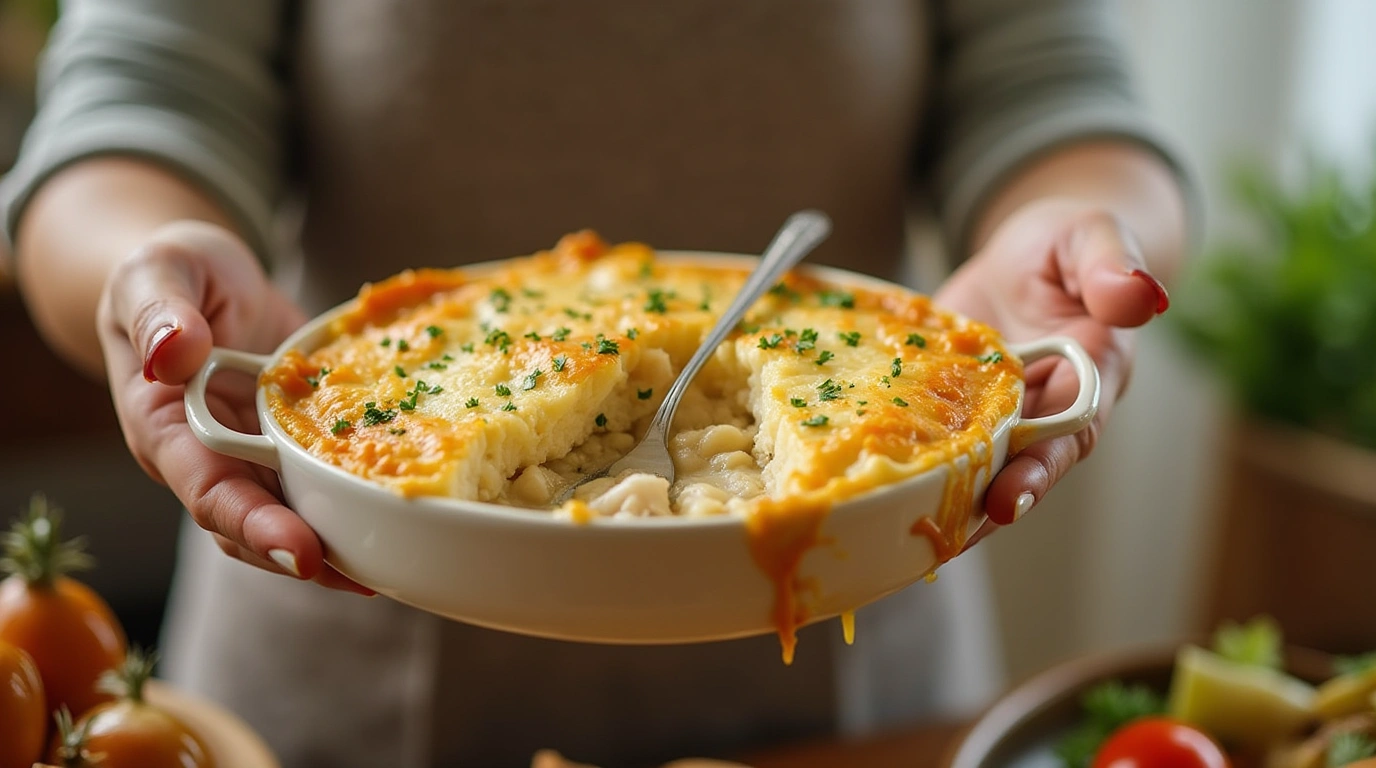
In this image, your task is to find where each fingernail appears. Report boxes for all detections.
[268,548,302,578]
[142,324,181,382]
[1129,269,1170,315]
[1013,492,1036,521]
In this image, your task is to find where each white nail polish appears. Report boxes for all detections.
[268,548,302,578]
[1014,492,1035,521]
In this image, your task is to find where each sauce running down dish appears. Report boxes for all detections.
[261,232,1024,659]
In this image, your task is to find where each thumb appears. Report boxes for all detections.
[106,221,274,385]
[1061,211,1170,328]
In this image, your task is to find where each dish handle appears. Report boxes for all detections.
[1005,336,1101,446]
[184,348,280,470]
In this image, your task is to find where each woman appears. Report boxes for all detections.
[2,0,1187,765]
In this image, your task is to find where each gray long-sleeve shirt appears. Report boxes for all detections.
[1,2,1180,767]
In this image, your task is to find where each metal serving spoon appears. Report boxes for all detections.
[553,209,833,505]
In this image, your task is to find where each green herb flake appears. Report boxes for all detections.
[460,343,475,353]
[425,325,443,338]
[644,289,670,314]
[796,328,819,354]
[758,333,785,350]
[893,397,909,407]
[426,361,448,371]
[626,328,640,340]
[891,358,902,378]
[769,282,801,302]
[906,333,927,348]
[818,290,855,309]
[977,351,1004,365]
[522,288,544,298]
[465,398,480,408]
[800,414,829,427]
[552,355,568,372]
[522,369,543,391]
[395,365,408,378]
[331,419,351,435]
[639,261,653,279]
[489,288,513,313]
[524,331,542,341]
[388,428,406,435]
[563,307,591,321]
[485,328,512,353]
[306,367,331,389]
[790,398,808,407]
[551,327,571,342]
[817,379,843,402]
[637,388,654,400]
[501,401,517,412]
[495,383,512,397]
[838,331,861,347]
[396,339,410,352]
[595,413,608,428]
[816,350,835,366]
[596,336,620,355]
[380,337,391,347]
[362,402,397,426]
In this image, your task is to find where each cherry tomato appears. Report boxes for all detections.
[49,648,214,768]
[1092,717,1231,768]
[0,497,127,718]
[0,640,46,768]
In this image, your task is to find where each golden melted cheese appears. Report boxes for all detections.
[263,232,1023,660]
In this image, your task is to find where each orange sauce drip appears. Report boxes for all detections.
[743,495,832,665]
[910,427,995,568]
[841,611,856,645]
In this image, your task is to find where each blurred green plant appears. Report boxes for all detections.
[1175,152,1376,449]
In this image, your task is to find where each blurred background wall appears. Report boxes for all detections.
[0,0,1372,700]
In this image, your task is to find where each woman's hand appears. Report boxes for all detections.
[95,220,373,594]
[934,197,1171,527]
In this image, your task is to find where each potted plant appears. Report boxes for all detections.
[1176,150,1376,653]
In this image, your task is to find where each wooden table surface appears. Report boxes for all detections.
[739,721,968,768]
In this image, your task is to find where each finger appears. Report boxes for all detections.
[213,533,376,596]
[1060,211,1169,329]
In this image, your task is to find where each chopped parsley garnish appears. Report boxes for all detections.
[800,415,829,427]
[891,358,903,378]
[501,401,517,412]
[495,383,512,397]
[485,328,512,353]
[522,288,544,298]
[626,328,640,340]
[977,351,1004,365]
[595,413,608,428]
[524,331,542,341]
[790,397,808,407]
[893,397,909,407]
[306,367,331,389]
[522,369,543,391]
[906,333,927,348]
[881,375,891,387]
[738,322,762,334]
[442,353,454,361]
[769,282,801,302]
[815,350,835,366]
[818,290,855,309]
[460,343,475,353]
[857,400,868,406]
[637,388,653,400]
[465,398,480,408]
[425,325,443,338]
[564,307,591,320]
[639,261,653,278]
[817,379,843,401]
[758,333,785,350]
[396,339,410,352]
[1054,681,1166,768]
[699,287,712,311]
[331,419,351,435]
[552,327,571,341]
[395,365,407,378]
[489,288,512,313]
[796,328,819,353]
[380,337,391,347]
[595,335,620,355]
[552,355,568,372]
[838,331,861,347]
[362,402,396,426]
[388,428,406,435]
[644,289,670,314]
[426,361,447,371]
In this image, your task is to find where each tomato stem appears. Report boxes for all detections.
[97,645,157,705]
[0,494,94,588]
[51,705,100,768]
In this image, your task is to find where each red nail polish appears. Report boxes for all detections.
[143,325,181,382]
[1130,269,1170,314]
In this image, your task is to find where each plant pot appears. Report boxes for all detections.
[1201,416,1376,652]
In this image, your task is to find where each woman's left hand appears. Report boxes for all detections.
[933,197,1172,526]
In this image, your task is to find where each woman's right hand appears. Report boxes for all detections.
[96,220,374,594]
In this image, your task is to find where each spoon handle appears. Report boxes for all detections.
[645,210,833,436]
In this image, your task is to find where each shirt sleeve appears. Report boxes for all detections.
[922,0,1191,258]
[0,0,287,259]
